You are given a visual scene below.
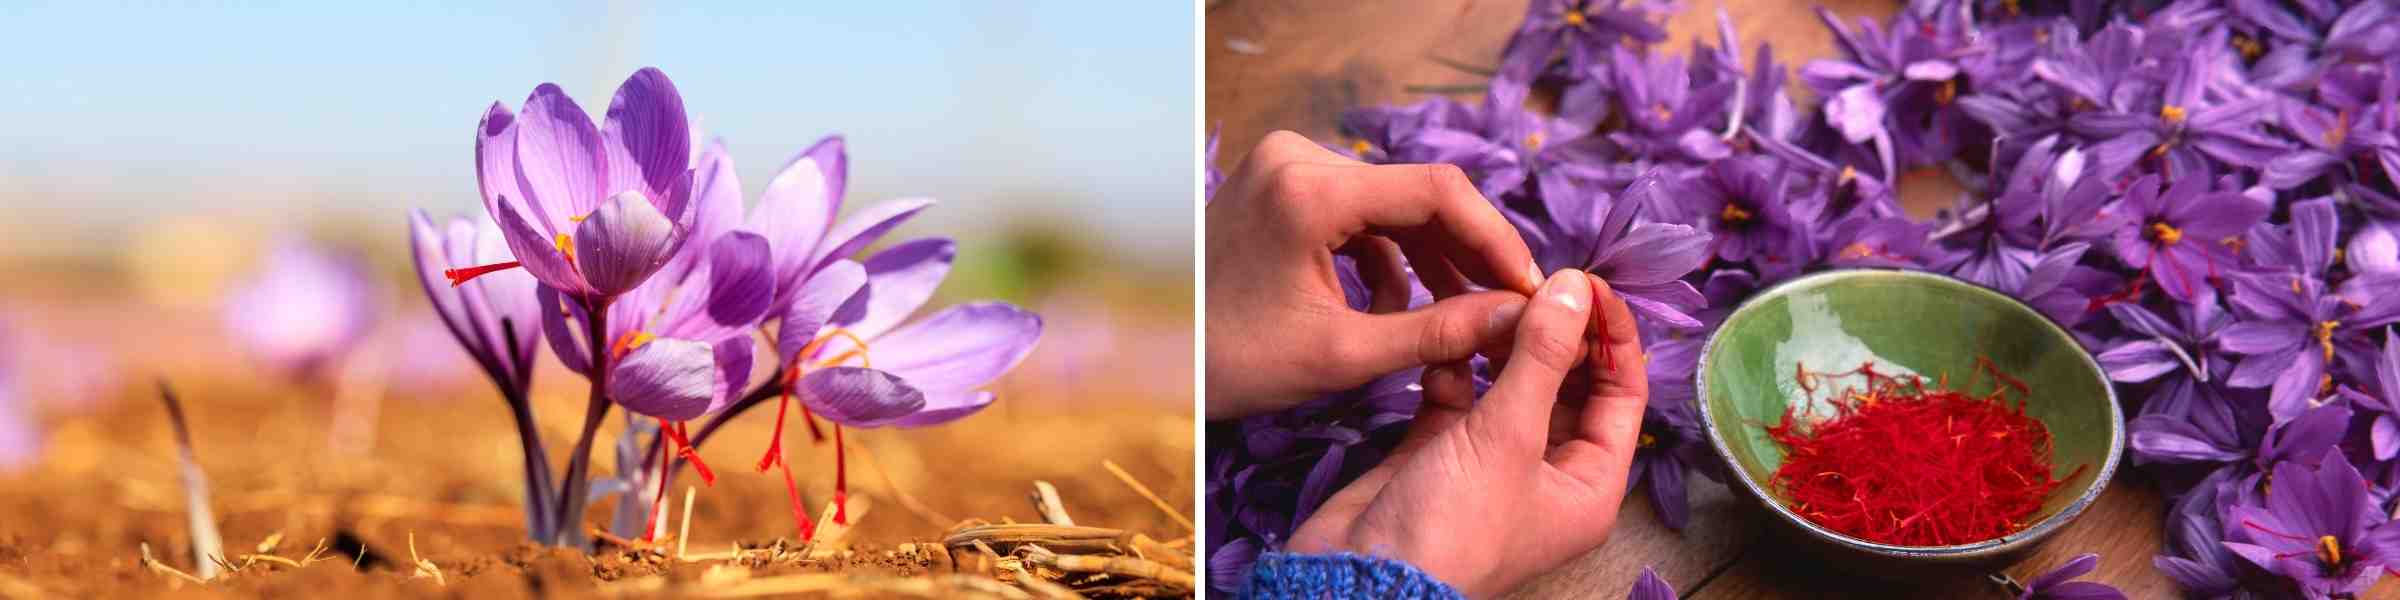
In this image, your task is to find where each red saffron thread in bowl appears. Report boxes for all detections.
[1763,359,2083,547]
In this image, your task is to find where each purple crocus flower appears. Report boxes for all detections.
[2059,37,2289,182]
[2129,394,2346,498]
[1494,0,1665,84]
[725,136,1041,526]
[1627,566,1675,600]
[2103,174,2267,304]
[1601,45,1736,163]
[2264,83,2399,190]
[410,211,544,395]
[2015,554,2127,600]
[2097,299,2235,416]
[2339,329,2400,460]
[1511,173,1712,328]
[1633,345,1712,530]
[455,67,697,301]
[1813,216,1943,270]
[1681,156,1808,269]
[540,228,771,421]
[2221,454,2400,597]
[2155,471,2261,598]
[223,238,378,381]
[1802,5,1985,174]
[410,210,556,540]
[2221,271,2400,421]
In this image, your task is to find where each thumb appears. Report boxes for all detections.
[1329,290,1526,383]
[1464,269,1592,456]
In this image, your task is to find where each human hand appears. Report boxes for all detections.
[1205,131,1543,420]
[1286,270,1650,599]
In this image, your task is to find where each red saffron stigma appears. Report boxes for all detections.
[662,419,712,485]
[832,424,850,525]
[1764,359,2078,546]
[443,261,522,287]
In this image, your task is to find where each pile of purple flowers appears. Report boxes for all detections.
[1207,1,2400,596]
[416,67,1042,548]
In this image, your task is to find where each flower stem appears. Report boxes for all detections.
[499,319,557,543]
[549,296,614,548]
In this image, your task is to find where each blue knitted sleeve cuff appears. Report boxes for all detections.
[1242,551,1465,599]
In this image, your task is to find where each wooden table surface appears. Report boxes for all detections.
[1203,1,2397,598]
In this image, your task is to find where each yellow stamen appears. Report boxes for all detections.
[2321,373,2337,396]
[1523,131,1545,152]
[2327,111,2351,147]
[2002,0,2022,16]
[1563,10,1586,27]
[1638,433,1656,448]
[1720,203,1753,224]
[1652,102,1673,123]
[2318,320,2339,361]
[1349,139,1373,156]
[2319,535,2343,567]
[554,233,577,266]
[1837,165,1857,185]
[1839,243,1876,260]
[1935,80,1958,105]
[2231,34,2263,61]
[2150,222,2183,245]
[2160,105,2187,125]
[611,331,656,359]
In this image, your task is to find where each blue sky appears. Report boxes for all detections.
[0,2,1196,264]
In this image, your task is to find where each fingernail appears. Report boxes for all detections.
[1545,269,1584,312]
[1526,260,1545,293]
[1484,298,1526,335]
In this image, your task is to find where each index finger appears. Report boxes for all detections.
[1308,163,1542,295]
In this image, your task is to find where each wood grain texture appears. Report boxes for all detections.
[1204,0,2400,597]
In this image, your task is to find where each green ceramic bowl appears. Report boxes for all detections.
[1695,269,2121,569]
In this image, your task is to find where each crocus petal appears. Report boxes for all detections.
[2265,349,2326,422]
[1598,222,1712,286]
[810,197,935,268]
[2348,221,2400,275]
[1902,60,1957,80]
[870,302,1043,394]
[1616,281,1706,329]
[776,259,869,361]
[881,389,995,428]
[513,83,608,224]
[2129,415,2245,463]
[1627,566,1676,600]
[495,194,590,295]
[710,336,753,415]
[1644,456,1689,530]
[2097,340,2180,383]
[796,366,927,426]
[574,190,681,296]
[2218,322,2304,355]
[669,138,743,282]
[2039,581,2127,600]
[847,238,957,340]
[537,285,592,374]
[475,102,521,224]
[607,337,720,421]
[409,211,477,355]
[700,231,775,329]
[2025,553,2100,591]
[748,136,847,296]
[599,67,690,209]
[1826,84,1887,144]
